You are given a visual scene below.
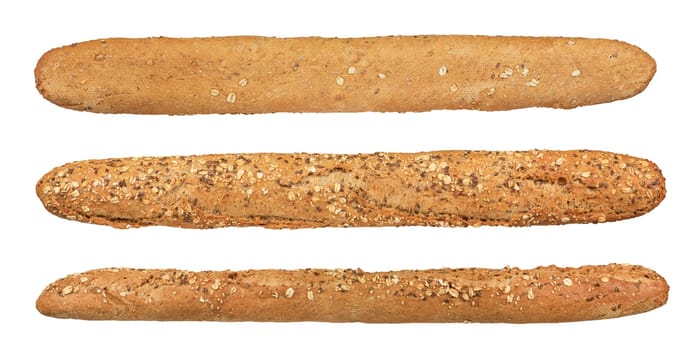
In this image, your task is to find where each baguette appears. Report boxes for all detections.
[34,35,655,114]
[36,150,665,229]
[36,264,668,323]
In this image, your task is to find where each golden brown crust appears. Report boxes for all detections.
[36,264,668,323]
[34,36,655,114]
[35,150,665,229]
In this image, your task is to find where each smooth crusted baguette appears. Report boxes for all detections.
[36,264,668,323]
[36,150,665,229]
[35,35,655,114]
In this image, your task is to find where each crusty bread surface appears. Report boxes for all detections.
[35,35,655,114]
[36,264,668,323]
[36,150,665,229]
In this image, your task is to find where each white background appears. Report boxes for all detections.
[1,0,696,348]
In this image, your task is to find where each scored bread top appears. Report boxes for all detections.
[36,150,665,229]
[36,264,669,323]
[34,35,656,114]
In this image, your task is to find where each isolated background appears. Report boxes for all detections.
[1,0,696,348]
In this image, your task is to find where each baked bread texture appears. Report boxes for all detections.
[36,150,665,229]
[36,264,668,323]
[35,35,655,114]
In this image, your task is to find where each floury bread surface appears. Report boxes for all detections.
[36,150,665,229]
[35,35,655,114]
[36,264,668,323]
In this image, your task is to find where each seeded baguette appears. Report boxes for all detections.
[35,35,655,114]
[36,264,668,323]
[36,150,664,229]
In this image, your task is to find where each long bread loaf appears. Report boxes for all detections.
[36,150,665,229]
[35,36,655,114]
[36,264,668,323]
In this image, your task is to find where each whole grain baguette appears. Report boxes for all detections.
[36,150,665,229]
[35,35,655,114]
[36,264,668,323]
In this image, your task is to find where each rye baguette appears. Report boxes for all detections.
[35,35,655,114]
[36,150,665,229]
[36,264,668,323]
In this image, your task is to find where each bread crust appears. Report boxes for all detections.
[36,150,665,229]
[34,35,655,114]
[36,264,668,323]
